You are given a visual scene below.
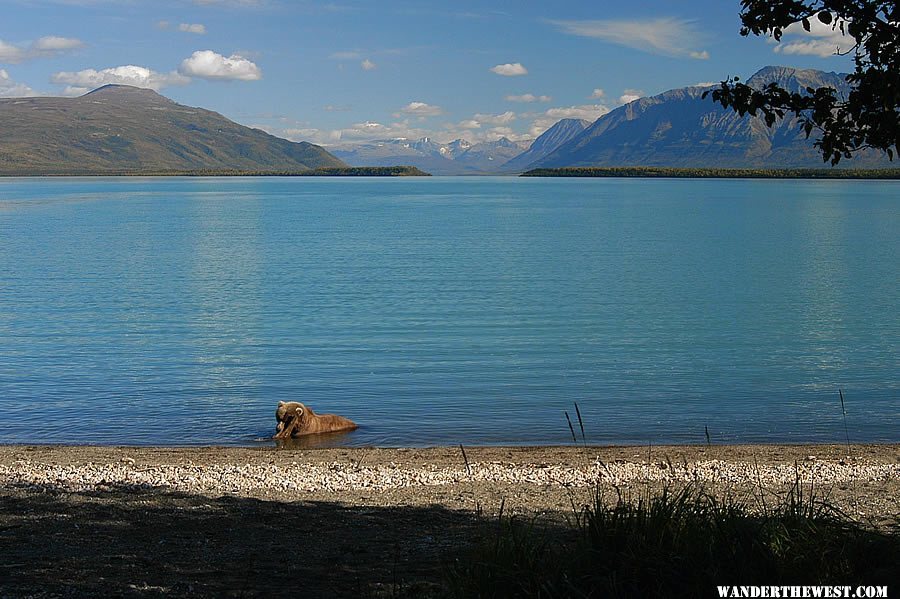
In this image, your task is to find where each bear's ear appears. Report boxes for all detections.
[278,401,285,406]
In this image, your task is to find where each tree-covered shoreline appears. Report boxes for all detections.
[0,166,431,177]
[521,167,900,179]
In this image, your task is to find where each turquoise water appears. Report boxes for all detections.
[0,177,896,447]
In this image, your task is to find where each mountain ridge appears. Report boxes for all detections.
[0,85,346,174]
[528,66,888,170]
[500,118,591,172]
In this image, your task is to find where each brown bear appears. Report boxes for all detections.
[274,401,358,439]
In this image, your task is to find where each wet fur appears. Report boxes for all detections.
[274,401,358,438]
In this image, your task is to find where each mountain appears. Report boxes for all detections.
[330,136,532,175]
[454,137,531,171]
[500,118,591,172]
[0,85,345,174]
[530,66,891,170]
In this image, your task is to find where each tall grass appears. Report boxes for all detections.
[839,389,851,455]
[445,483,898,598]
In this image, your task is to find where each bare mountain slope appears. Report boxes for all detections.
[532,67,891,169]
[0,85,345,174]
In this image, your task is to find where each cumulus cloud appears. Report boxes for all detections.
[473,111,516,125]
[0,41,24,64]
[398,101,443,116]
[0,68,37,97]
[490,62,528,76]
[545,104,609,120]
[361,58,376,70]
[590,88,605,99]
[550,18,709,59]
[179,23,207,34]
[526,103,609,138]
[33,36,84,52]
[179,50,262,80]
[774,16,850,57]
[334,119,429,142]
[51,65,190,94]
[506,93,551,103]
[619,89,644,104]
[0,36,84,64]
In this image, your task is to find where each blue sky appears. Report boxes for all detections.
[1,0,855,146]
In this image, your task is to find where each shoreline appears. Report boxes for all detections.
[3,443,896,597]
[3,443,897,512]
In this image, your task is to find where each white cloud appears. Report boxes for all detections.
[590,88,605,99]
[361,58,376,70]
[0,36,84,64]
[398,101,443,116]
[323,104,352,112]
[282,127,321,139]
[179,50,262,80]
[506,93,551,103]
[490,62,528,76]
[456,119,481,129]
[773,17,850,57]
[550,18,709,60]
[32,36,84,52]
[0,41,25,64]
[51,65,190,93]
[619,89,644,104]
[179,23,207,34]
[525,103,610,138]
[473,110,516,125]
[334,119,429,142]
[545,104,609,120]
[0,68,37,97]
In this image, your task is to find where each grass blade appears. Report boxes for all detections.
[565,411,577,444]
[839,389,851,455]
[574,402,586,446]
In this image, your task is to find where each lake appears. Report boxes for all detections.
[0,176,896,447]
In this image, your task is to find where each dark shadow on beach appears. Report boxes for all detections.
[0,484,483,598]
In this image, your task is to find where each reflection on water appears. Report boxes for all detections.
[273,429,362,450]
[0,177,897,446]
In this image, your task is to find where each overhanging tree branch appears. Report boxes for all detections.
[705,0,900,165]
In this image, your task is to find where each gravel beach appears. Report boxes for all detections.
[1,444,897,597]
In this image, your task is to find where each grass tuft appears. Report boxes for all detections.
[446,484,898,598]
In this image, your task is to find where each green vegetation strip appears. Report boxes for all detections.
[522,167,900,179]
[0,166,430,177]
[447,484,898,598]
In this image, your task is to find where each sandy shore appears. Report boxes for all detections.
[1,443,898,597]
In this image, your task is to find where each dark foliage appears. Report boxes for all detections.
[521,166,900,178]
[706,1,900,164]
[447,485,899,598]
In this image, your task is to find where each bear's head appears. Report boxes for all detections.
[275,401,307,435]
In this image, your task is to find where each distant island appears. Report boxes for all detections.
[0,166,430,177]
[295,166,429,177]
[522,167,900,179]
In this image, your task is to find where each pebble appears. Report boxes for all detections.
[0,458,896,495]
